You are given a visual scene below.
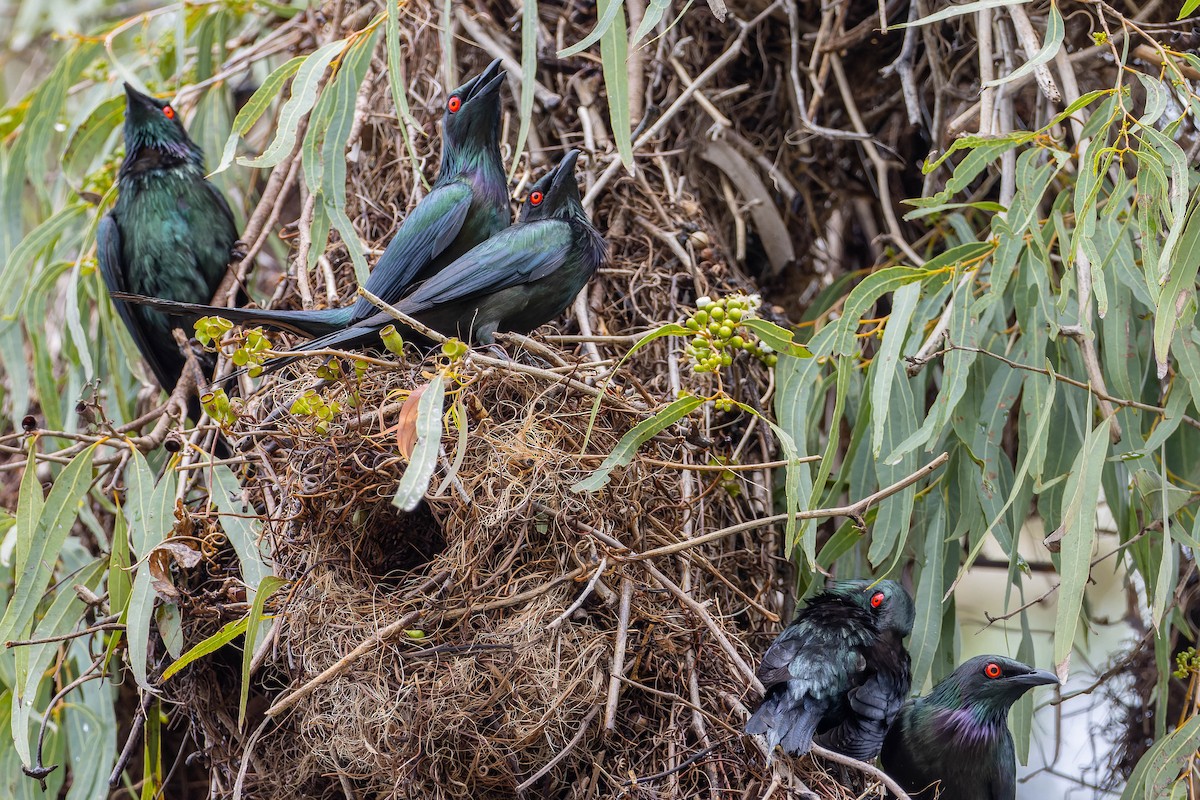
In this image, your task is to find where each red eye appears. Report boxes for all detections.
[162,106,175,120]
[529,191,544,206]
[985,663,1003,679]
[870,591,885,608]
[447,96,461,113]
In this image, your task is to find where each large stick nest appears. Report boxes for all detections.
[161,2,857,796]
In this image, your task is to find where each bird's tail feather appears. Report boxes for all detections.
[746,696,821,757]
[108,292,352,338]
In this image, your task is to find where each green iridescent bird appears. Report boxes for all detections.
[117,149,606,371]
[113,59,510,342]
[98,83,239,401]
[746,579,914,761]
[880,655,1059,800]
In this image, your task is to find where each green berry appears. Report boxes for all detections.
[686,318,700,331]
[710,306,725,321]
[729,335,744,348]
[694,310,709,326]
[720,353,733,367]
[718,325,732,339]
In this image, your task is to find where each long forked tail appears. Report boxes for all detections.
[108,292,352,338]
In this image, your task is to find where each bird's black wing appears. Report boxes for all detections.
[398,221,572,313]
[98,214,176,391]
[351,180,475,320]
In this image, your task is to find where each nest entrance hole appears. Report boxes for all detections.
[344,501,447,585]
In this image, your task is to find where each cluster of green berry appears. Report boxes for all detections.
[289,389,342,436]
[1174,647,1200,679]
[200,388,238,427]
[194,316,273,377]
[683,294,777,373]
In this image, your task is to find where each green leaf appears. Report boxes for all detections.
[598,0,633,170]
[239,575,288,728]
[908,501,947,691]
[891,0,1033,29]
[1180,0,1200,18]
[14,442,44,578]
[631,0,671,46]
[209,465,271,589]
[314,29,378,286]
[1052,416,1111,677]
[740,318,811,358]
[870,282,920,457]
[982,1,1063,89]
[0,204,86,317]
[63,96,124,177]
[557,0,627,57]
[239,39,346,169]
[108,503,132,616]
[213,55,305,174]
[124,448,174,558]
[12,556,105,768]
[832,267,928,356]
[1119,714,1200,800]
[386,0,424,185]
[161,615,251,681]
[572,395,706,493]
[581,323,690,452]
[393,372,447,511]
[1153,199,1200,377]
[0,443,97,648]
[511,0,538,180]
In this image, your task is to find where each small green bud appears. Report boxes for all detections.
[710,306,725,321]
[380,325,405,357]
[694,310,709,326]
[718,325,732,339]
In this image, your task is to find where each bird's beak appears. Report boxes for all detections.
[457,58,506,102]
[123,82,159,109]
[1008,668,1060,688]
[549,149,581,194]
[473,58,506,101]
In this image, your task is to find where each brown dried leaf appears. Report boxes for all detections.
[396,383,429,459]
[147,540,203,602]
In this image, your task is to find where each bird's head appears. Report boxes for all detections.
[121,83,200,165]
[935,655,1059,714]
[441,59,505,172]
[518,149,585,223]
[826,579,915,636]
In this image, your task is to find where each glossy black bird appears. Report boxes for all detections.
[117,148,605,371]
[746,579,914,760]
[880,655,1059,799]
[98,83,239,400]
[108,59,511,341]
